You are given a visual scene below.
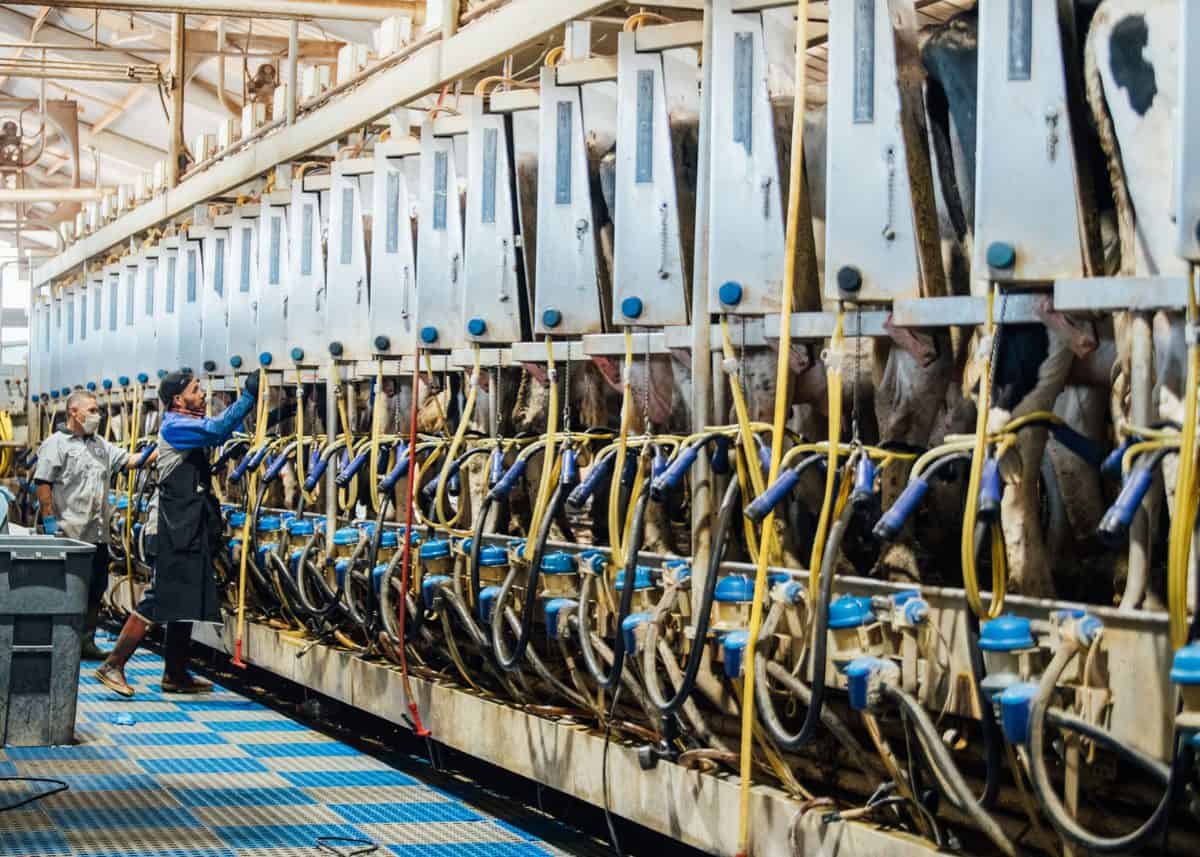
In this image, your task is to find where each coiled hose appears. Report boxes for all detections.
[642,478,739,714]
[752,501,853,751]
[1025,640,1190,853]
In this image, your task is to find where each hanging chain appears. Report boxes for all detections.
[882,145,897,242]
[851,302,862,445]
[563,340,572,435]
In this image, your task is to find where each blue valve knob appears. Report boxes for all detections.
[373,335,390,352]
[203,361,216,372]
[102,379,113,389]
[621,296,643,320]
[136,373,149,384]
[259,352,273,367]
[467,317,487,337]
[85,382,96,392]
[118,376,130,386]
[718,281,743,307]
[157,369,167,379]
[543,308,562,328]
[290,347,305,362]
[987,241,1016,270]
[229,356,243,369]
[328,341,344,357]
[420,326,438,344]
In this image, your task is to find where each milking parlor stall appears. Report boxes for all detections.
[17,1,1200,855]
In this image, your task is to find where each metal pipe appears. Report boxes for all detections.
[167,13,186,188]
[688,0,715,599]
[441,0,462,40]
[285,21,299,126]
[0,188,112,203]
[1122,311,1156,610]
[32,1,402,22]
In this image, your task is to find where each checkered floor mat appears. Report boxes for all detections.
[0,640,579,857]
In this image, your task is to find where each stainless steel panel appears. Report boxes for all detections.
[370,148,419,354]
[325,165,372,360]
[707,1,788,314]
[532,67,613,336]
[178,237,204,374]
[416,123,468,349]
[200,227,231,375]
[1178,0,1200,261]
[287,187,326,366]
[464,100,530,345]
[226,210,258,370]
[972,0,1085,286]
[256,205,289,367]
[612,32,696,326]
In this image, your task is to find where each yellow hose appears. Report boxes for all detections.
[369,359,387,513]
[433,345,481,531]
[960,285,1004,619]
[526,338,559,549]
[609,330,637,569]
[805,309,844,605]
[122,383,143,607]
[233,368,271,666]
[1167,267,1199,649]
[736,4,808,853]
[329,360,359,514]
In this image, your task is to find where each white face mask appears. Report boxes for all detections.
[81,412,102,436]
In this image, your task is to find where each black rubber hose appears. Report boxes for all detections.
[966,522,1004,811]
[882,683,1017,857]
[491,481,567,671]
[752,500,852,751]
[468,491,495,613]
[1026,642,1188,853]
[577,489,652,691]
[644,479,739,714]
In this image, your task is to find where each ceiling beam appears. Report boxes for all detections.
[0,6,238,119]
[30,1,403,23]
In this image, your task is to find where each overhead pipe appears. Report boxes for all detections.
[32,1,402,22]
[0,188,112,203]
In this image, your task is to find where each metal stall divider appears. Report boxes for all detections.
[416,114,470,352]
[370,135,421,357]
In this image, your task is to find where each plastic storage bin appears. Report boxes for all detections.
[0,536,96,746]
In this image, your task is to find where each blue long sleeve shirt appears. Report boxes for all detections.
[160,393,256,452]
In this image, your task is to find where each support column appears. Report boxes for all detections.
[166,13,186,188]
[286,21,299,126]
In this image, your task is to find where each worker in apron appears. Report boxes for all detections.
[95,370,259,697]
[33,389,157,660]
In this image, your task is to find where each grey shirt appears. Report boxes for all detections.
[33,430,130,544]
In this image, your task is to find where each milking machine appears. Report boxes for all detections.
[32,3,1200,855]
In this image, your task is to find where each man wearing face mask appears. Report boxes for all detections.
[96,369,259,697]
[33,389,157,660]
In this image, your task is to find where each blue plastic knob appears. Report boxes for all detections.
[118,376,130,386]
[102,379,113,390]
[203,361,217,372]
[467,318,487,337]
[621,296,643,320]
[373,335,390,352]
[718,281,744,307]
[987,241,1017,271]
[420,326,438,344]
[542,308,562,328]
[979,614,1035,652]
[136,373,149,384]
[259,352,273,367]
[290,347,305,362]
[229,355,243,369]
[85,382,96,392]
[328,341,344,357]
[157,369,167,379]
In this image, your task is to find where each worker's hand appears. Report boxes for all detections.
[244,370,260,399]
[42,515,58,535]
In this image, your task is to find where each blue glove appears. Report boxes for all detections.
[42,515,58,535]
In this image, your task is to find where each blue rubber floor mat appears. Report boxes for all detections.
[0,645,574,857]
